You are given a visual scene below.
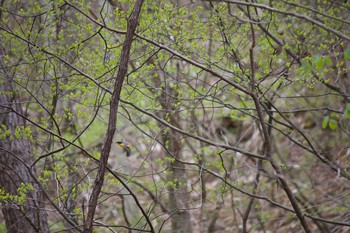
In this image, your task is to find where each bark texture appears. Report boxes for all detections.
[83,0,145,232]
[0,46,49,233]
[156,63,193,233]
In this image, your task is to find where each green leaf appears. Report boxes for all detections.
[324,57,332,65]
[312,55,324,70]
[345,48,350,61]
[311,55,320,63]
[316,58,324,70]
[344,103,350,119]
[328,119,337,130]
[322,116,329,129]
[301,59,311,72]
[330,112,338,118]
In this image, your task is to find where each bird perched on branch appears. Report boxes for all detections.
[116,140,131,157]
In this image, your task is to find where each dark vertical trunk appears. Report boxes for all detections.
[83,1,146,232]
[0,47,49,232]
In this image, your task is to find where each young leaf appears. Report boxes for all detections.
[301,59,311,72]
[322,116,329,129]
[328,119,337,130]
[344,103,350,119]
[311,55,320,64]
[345,48,350,61]
[316,58,324,70]
[324,57,332,65]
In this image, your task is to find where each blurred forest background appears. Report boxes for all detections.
[1,0,350,232]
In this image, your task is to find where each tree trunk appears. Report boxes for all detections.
[0,46,49,232]
[83,0,145,232]
[156,63,193,233]
[166,131,193,233]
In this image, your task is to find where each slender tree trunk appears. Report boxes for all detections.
[156,63,193,233]
[0,46,49,233]
[83,0,145,232]
[165,127,193,233]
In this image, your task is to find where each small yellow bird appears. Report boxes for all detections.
[116,140,131,157]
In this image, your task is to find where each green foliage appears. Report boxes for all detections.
[1,0,350,231]
[322,115,338,130]
[311,55,332,71]
[322,115,329,129]
[328,119,338,130]
[0,224,6,232]
[14,126,34,142]
[344,48,350,61]
[0,124,34,142]
[0,183,34,205]
[344,103,350,119]
[0,125,11,139]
